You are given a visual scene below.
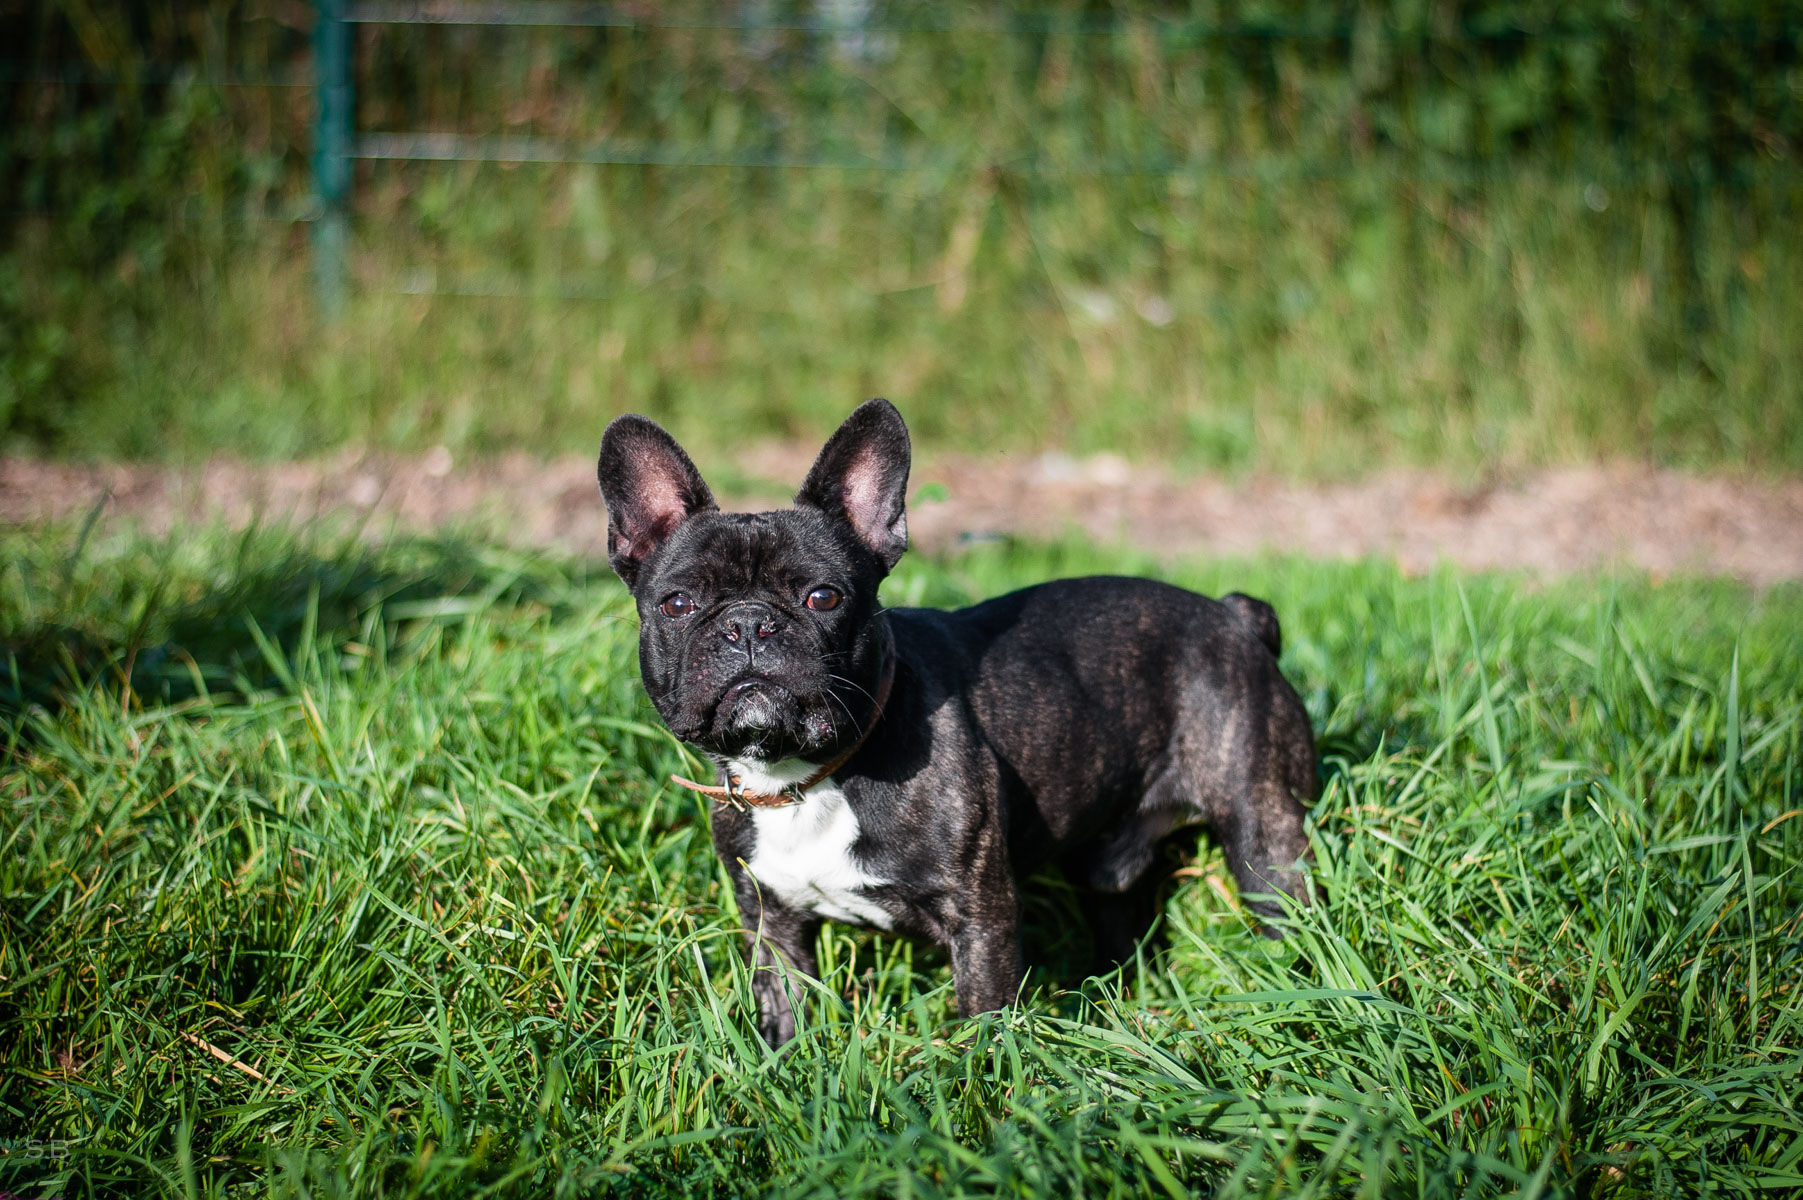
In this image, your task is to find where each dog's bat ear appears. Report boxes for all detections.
[795,398,912,571]
[597,414,717,587]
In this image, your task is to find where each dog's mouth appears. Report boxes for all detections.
[702,675,824,758]
[703,677,796,753]
[719,676,791,727]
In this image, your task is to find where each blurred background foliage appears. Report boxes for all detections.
[2,0,1801,474]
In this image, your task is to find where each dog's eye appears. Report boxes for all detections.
[659,592,698,619]
[805,587,841,612]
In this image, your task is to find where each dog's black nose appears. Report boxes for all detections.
[720,604,783,644]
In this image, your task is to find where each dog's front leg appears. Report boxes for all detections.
[944,845,1025,1016]
[746,917,818,1046]
[729,868,820,1046]
[948,913,1025,1016]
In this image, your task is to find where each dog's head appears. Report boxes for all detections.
[597,399,910,763]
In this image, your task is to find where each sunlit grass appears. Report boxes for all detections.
[2,521,1800,1197]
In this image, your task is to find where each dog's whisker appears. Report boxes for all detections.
[826,673,878,707]
[820,688,864,741]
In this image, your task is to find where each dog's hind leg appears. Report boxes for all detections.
[1177,661,1319,935]
[1064,790,1191,973]
[1210,780,1313,933]
[1081,869,1162,976]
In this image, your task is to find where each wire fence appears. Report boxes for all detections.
[5,0,1802,312]
[6,1,1803,467]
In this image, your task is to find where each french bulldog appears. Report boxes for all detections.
[598,399,1318,1045]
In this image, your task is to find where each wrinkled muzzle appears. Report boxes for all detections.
[690,673,842,761]
[657,607,841,760]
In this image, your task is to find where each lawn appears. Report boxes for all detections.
[2,521,1800,1197]
[11,4,1803,475]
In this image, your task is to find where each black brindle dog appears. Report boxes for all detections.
[599,399,1318,1045]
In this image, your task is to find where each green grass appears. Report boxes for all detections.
[13,161,1801,477]
[2,521,1801,1197]
[8,3,1803,473]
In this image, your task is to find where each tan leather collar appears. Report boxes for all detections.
[669,646,896,811]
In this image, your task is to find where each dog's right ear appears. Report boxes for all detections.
[597,415,717,587]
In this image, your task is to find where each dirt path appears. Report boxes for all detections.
[5,451,1801,586]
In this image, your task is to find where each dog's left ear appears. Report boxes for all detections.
[796,398,912,570]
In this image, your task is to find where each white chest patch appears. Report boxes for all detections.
[731,758,895,931]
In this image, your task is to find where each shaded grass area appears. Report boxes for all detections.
[12,161,1801,478]
[2,523,1800,1197]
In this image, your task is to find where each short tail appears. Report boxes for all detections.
[1221,592,1282,656]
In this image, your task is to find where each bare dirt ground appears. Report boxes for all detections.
[5,450,1802,586]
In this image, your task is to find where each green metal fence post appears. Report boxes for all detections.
[313,0,352,316]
